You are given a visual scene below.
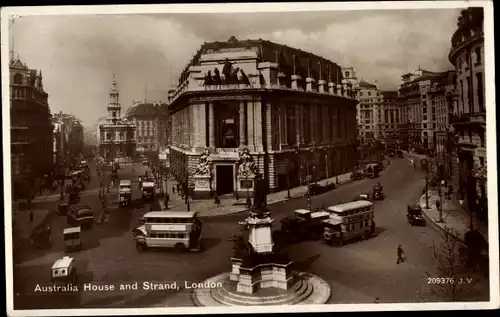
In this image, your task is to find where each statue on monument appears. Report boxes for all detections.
[194,148,212,176]
[237,147,258,178]
[204,70,214,86]
[222,58,233,83]
[213,68,222,85]
[250,173,270,219]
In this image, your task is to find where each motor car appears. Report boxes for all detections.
[307,183,327,196]
[407,205,426,226]
[350,170,365,180]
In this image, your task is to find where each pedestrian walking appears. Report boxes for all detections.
[235,191,239,201]
[172,186,176,194]
[397,245,405,264]
[246,197,252,208]
[176,184,180,194]
[215,195,221,207]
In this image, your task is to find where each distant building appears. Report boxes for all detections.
[52,112,85,167]
[396,68,457,151]
[98,74,136,160]
[379,91,400,144]
[449,7,486,217]
[124,102,169,153]
[356,80,383,141]
[10,56,53,199]
[168,37,358,198]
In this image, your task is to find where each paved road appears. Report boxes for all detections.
[12,157,488,310]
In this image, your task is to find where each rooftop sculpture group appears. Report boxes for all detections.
[204,58,251,86]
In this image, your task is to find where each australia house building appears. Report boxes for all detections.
[168,37,358,199]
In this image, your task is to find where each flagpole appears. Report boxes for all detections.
[319,61,322,80]
[307,57,311,78]
[293,54,296,75]
[328,64,331,82]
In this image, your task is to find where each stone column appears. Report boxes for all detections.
[239,101,246,146]
[294,105,301,146]
[209,102,215,148]
[266,102,272,151]
[193,103,207,152]
[310,104,315,144]
[280,105,288,148]
[254,101,263,152]
[322,104,328,143]
[300,104,305,144]
[247,101,255,150]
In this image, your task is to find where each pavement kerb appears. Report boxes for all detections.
[418,193,466,245]
[197,178,354,218]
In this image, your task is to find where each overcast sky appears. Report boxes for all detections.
[9,7,462,127]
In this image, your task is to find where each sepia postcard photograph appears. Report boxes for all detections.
[2,1,498,316]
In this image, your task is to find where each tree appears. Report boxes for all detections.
[426,226,483,301]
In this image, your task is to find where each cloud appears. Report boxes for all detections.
[11,8,461,126]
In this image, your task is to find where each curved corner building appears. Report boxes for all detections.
[448,8,486,217]
[168,38,358,199]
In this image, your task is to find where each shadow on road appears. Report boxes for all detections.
[291,253,321,271]
[201,238,221,252]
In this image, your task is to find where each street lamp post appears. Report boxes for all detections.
[425,162,429,209]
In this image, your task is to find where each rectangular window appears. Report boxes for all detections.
[423,107,427,114]
[368,91,371,96]
[423,115,427,121]
[475,47,481,64]
[479,157,485,166]
[423,124,427,129]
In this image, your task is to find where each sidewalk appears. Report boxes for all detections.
[418,190,488,245]
[161,172,353,217]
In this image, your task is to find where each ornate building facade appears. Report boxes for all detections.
[168,37,358,198]
[98,75,136,160]
[10,56,53,200]
[52,112,84,168]
[125,102,169,153]
[448,7,486,219]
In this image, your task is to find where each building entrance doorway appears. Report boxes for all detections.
[216,165,234,196]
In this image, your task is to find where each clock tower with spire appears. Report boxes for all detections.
[98,74,137,161]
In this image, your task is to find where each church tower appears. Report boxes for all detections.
[107,73,121,124]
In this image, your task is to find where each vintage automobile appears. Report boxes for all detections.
[364,164,380,178]
[407,205,426,226]
[280,209,330,242]
[350,170,365,180]
[372,183,384,200]
[353,192,372,202]
[396,149,404,158]
[51,256,78,285]
[141,180,155,201]
[67,204,94,229]
[307,183,334,196]
[63,226,82,252]
[119,180,132,208]
[30,224,52,249]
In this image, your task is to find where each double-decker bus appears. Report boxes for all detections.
[133,211,203,252]
[322,200,375,247]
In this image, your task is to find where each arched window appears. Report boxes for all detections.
[13,73,23,85]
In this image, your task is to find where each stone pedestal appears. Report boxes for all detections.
[291,75,302,90]
[237,175,255,198]
[231,254,295,294]
[318,80,326,93]
[193,175,212,199]
[328,82,335,94]
[248,217,274,253]
[306,77,316,92]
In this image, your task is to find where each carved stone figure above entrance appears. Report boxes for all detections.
[194,147,212,176]
[237,146,258,178]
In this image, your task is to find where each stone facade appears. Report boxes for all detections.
[10,57,53,200]
[125,102,169,153]
[168,38,358,197]
[448,8,487,214]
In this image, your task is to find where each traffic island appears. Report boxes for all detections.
[191,205,331,306]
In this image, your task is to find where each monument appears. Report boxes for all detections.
[192,175,332,306]
[193,148,213,199]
